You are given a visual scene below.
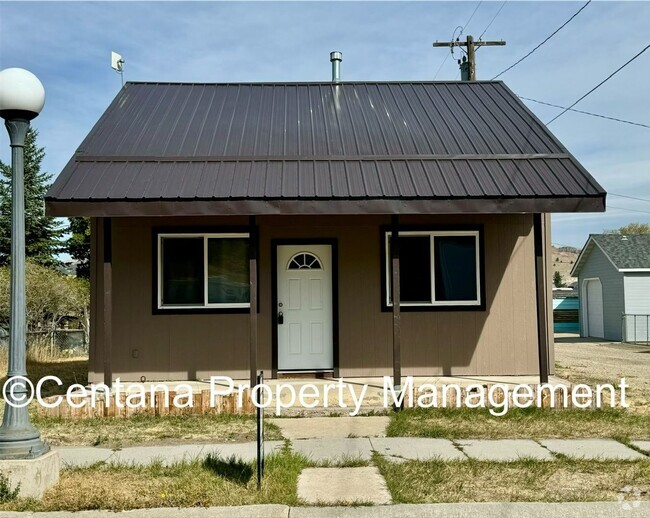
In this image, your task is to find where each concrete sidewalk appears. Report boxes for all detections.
[55,436,649,467]
[1,502,649,518]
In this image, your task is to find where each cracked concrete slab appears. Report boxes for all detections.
[540,439,646,460]
[457,439,554,461]
[56,441,285,468]
[371,437,466,462]
[297,467,391,505]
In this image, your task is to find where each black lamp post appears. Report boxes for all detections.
[0,67,49,459]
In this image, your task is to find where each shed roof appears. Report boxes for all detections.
[46,81,606,216]
[572,233,650,276]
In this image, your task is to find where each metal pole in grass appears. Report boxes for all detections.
[256,370,264,490]
[0,68,49,459]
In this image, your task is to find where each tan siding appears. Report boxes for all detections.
[90,214,541,381]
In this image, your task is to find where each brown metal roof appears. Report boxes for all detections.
[46,81,606,216]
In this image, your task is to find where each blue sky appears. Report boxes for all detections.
[1,0,649,247]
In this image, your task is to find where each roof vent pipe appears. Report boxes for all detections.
[330,51,342,82]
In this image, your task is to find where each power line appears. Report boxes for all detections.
[607,205,650,215]
[609,193,650,204]
[518,96,650,129]
[433,2,483,80]
[491,0,592,80]
[464,1,483,31]
[547,42,650,124]
[478,0,507,41]
[433,25,464,80]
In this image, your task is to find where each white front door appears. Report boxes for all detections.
[277,244,333,371]
[586,278,605,338]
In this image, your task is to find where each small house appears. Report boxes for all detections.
[45,77,606,385]
[571,234,650,341]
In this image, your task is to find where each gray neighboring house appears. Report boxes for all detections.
[571,234,650,341]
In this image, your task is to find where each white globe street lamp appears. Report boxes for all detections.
[0,68,49,458]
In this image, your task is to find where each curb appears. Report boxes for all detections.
[1,502,649,518]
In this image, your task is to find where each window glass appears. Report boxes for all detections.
[161,237,204,305]
[434,236,477,301]
[389,235,432,303]
[288,253,322,270]
[207,238,250,304]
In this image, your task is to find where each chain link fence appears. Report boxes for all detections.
[622,314,650,345]
[0,329,88,356]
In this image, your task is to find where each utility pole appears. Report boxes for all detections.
[433,35,506,81]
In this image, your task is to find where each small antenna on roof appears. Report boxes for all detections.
[111,51,125,87]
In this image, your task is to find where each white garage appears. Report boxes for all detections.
[572,234,650,342]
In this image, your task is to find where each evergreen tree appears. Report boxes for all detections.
[553,270,565,288]
[0,128,63,267]
[66,217,91,279]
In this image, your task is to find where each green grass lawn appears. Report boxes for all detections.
[376,454,650,504]
[386,406,650,441]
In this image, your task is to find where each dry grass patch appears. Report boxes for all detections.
[376,455,650,503]
[0,346,88,399]
[387,407,649,441]
[0,449,307,512]
[33,413,283,447]
[555,340,650,414]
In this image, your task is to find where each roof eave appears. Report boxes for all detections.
[45,195,606,218]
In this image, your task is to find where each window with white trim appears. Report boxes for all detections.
[385,230,481,307]
[158,233,250,309]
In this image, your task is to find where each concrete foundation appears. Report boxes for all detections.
[0,450,60,499]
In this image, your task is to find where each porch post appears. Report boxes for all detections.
[102,217,113,388]
[390,215,402,395]
[249,216,258,388]
[533,213,549,383]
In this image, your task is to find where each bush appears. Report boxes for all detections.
[0,262,89,344]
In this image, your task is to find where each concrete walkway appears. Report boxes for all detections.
[55,436,648,467]
[1,502,649,517]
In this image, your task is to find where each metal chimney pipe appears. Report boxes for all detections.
[330,51,342,82]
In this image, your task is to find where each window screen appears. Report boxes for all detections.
[207,238,250,304]
[434,236,477,302]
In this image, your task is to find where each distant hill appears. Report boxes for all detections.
[551,245,580,286]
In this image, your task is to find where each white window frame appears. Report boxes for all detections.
[158,233,250,310]
[385,230,481,307]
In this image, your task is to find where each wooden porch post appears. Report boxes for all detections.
[249,216,258,388]
[534,213,549,383]
[391,215,401,393]
[102,217,113,388]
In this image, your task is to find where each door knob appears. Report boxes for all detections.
[278,311,284,325]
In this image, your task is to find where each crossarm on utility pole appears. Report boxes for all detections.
[432,35,506,81]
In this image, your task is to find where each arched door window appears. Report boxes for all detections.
[287,252,323,270]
